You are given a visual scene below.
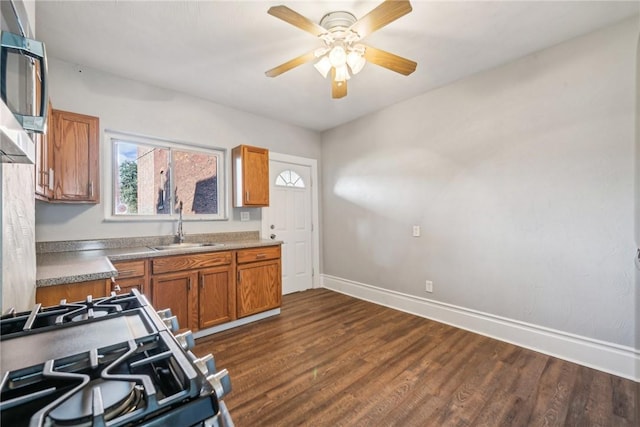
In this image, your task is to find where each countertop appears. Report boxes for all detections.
[36,233,281,287]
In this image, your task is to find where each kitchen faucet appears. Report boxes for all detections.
[176,201,184,243]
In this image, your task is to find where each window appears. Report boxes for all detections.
[275,170,305,188]
[109,132,226,220]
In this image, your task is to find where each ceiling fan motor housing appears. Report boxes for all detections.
[319,11,357,32]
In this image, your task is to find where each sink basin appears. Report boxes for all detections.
[150,242,224,251]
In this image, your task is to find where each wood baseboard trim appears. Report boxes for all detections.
[321,274,639,382]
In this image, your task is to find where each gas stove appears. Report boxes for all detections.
[0,290,233,427]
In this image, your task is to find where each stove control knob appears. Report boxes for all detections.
[193,354,217,376]
[174,331,195,351]
[206,368,232,399]
[162,315,179,332]
[156,308,173,319]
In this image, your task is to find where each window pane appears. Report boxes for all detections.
[173,149,219,215]
[114,141,170,215]
[275,170,305,188]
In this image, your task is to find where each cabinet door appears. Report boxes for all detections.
[237,259,281,318]
[113,277,147,297]
[36,279,110,307]
[51,109,100,203]
[233,145,269,207]
[152,271,198,332]
[199,265,235,329]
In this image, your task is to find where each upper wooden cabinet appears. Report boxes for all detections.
[232,144,269,207]
[50,109,100,203]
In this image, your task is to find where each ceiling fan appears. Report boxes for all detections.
[265,0,417,99]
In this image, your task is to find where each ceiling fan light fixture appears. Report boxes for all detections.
[328,45,347,67]
[314,56,332,78]
[347,51,366,75]
[334,64,349,82]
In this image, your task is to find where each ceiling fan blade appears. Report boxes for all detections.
[331,69,347,99]
[349,0,412,40]
[268,5,327,37]
[265,50,317,77]
[363,45,417,76]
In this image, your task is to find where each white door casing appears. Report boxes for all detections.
[262,153,319,294]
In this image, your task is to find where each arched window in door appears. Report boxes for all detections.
[275,170,305,188]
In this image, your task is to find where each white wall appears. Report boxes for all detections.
[35,58,322,242]
[321,17,638,349]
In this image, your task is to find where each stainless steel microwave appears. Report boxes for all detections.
[0,0,47,164]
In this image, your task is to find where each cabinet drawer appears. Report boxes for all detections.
[152,251,232,275]
[112,260,146,278]
[236,246,281,264]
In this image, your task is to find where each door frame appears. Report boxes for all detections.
[262,152,320,289]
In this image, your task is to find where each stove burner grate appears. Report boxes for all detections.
[48,379,143,426]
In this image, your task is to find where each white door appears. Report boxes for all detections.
[263,160,313,294]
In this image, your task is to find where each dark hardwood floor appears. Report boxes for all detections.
[194,289,638,427]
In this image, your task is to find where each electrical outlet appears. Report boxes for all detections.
[412,225,421,237]
[425,280,433,293]
[240,211,250,221]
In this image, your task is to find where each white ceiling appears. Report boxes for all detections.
[35,1,639,132]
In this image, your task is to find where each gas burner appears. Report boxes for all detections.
[48,380,142,426]
[69,309,111,323]
[56,297,124,325]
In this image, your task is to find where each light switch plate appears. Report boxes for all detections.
[412,225,420,237]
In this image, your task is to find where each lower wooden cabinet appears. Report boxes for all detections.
[36,279,109,307]
[151,251,235,332]
[152,271,198,332]
[237,259,281,318]
[236,246,281,318]
[199,265,236,329]
[40,246,281,330]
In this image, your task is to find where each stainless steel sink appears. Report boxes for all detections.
[150,242,224,251]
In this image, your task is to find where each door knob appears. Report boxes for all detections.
[270,234,276,239]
